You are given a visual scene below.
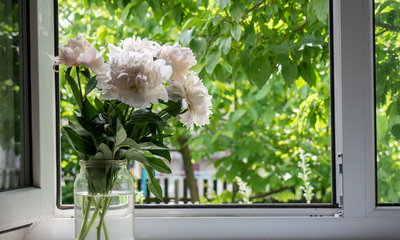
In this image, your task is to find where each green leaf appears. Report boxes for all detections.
[93,152,104,160]
[217,0,230,10]
[180,28,194,46]
[219,37,232,55]
[190,38,207,62]
[77,117,94,133]
[205,49,221,74]
[149,149,171,163]
[111,102,124,122]
[278,53,298,87]
[299,61,317,86]
[164,100,183,117]
[85,76,97,96]
[128,150,150,166]
[312,0,329,24]
[121,3,134,22]
[376,114,388,142]
[230,108,246,123]
[127,109,163,124]
[147,156,172,174]
[115,124,127,147]
[139,142,169,150]
[133,1,150,21]
[255,83,271,101]
[117,138,141,149]
[82,98,99,120]
[389,115,400,139]
[65,68,83,112]
[173,2,182,26]
[81,67,91,79]
[248,56,272,89]
[96,26,108,45]
[182,17,207,30]
[94,97,104,112]
[231,1,245,23]
[142,164,163,200]
[231,24,242,41]
[98,143,113,160]
[64,126,96,156]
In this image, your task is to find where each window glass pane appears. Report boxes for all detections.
[0,0,31,191]
[59,0,331,205]
[375,0,400,204]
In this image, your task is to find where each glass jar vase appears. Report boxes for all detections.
[74,160,135,240]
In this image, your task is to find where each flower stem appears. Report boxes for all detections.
[97,197,112,240]
[78,197,102,240]
[77,196,93,240]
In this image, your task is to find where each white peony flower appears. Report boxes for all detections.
[156,44,197,83]
[122,36,161,57]
[47,35,105,74]
[96,50,172,109]
[166,73,212,130]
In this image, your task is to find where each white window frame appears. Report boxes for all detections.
[2,0,400,239]
[0,0,56,234]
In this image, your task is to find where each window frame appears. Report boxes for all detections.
[7,0,400,239]
[0,0,56,233]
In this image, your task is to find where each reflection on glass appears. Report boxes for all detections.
[375,0,400,204]
[0,0,27,191]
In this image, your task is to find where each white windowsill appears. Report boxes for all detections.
[21,212,400,240]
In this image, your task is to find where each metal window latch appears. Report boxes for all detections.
[337,153,343,174]
[334,209,343,218]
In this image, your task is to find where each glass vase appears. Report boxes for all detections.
[74,160,135,240]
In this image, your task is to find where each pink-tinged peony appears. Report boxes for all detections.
[156,44,197,83]
[166,73,212,130]
[47,35,105,74]
[96,50,172,109]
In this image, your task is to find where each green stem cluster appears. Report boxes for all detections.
[77,196,112,240]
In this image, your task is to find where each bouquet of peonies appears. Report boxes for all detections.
[48,35,212,239]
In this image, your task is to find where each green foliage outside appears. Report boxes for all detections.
[59,0,333,204]
[375,0,400,204]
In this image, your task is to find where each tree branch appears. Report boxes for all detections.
[249,185,296,201]
[375,21,400,32]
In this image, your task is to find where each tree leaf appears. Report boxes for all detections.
[231,24,242,41]
[205,49,221,74]
[180,28,194,46]
[231,1,245,23]
[219,37,232,55]
[299,61,317,86]
[278,53,298,87]
[190,38,207,62]
[133,1,149,21]
[248,56,272,89]
[121,3,135,22]
[173,2,182,26]
[217,0,230,10]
